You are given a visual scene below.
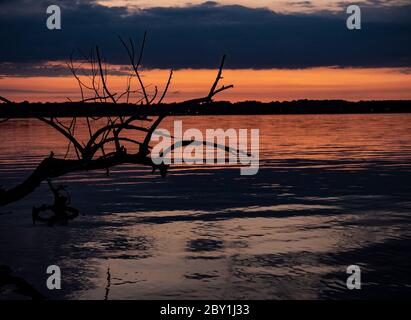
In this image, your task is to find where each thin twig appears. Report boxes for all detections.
[96,46,117,104]
[158,69,173,104]
[118,34,150,105]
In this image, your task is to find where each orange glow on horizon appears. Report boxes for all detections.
[1,67,411,103]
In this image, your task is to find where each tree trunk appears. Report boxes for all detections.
[0,152,157,207]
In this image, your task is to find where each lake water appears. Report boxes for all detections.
[0,114,411,299]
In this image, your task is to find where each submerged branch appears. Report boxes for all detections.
[0,151,165,207]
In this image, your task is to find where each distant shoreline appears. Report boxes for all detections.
[1,100,411,118]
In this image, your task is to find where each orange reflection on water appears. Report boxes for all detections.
[1,114,411,167]
[1,114,411,299]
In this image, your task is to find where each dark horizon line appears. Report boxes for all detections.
[1,100,411,118]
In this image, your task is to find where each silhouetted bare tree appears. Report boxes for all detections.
[0,34,233,208]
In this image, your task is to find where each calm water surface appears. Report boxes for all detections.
[0,114,410,299]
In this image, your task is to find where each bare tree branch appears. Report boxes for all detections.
[149,86,158,104]
[180,55,233,105]
[208,55,227,98]
[119,34,151,105]
[38,117,85,157]
[158,69,173,104]
[96,46,117,104]
[0,36,235,209]
[0,96,12,104]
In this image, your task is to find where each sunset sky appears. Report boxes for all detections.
[0,0,410,102]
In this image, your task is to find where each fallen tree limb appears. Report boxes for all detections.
[0,35,234,210]
[0,152,165,207]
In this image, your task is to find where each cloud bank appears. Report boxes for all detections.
[0,0,410,74]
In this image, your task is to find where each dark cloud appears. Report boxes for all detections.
[0,61,130,77]
[0,0,410,74]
